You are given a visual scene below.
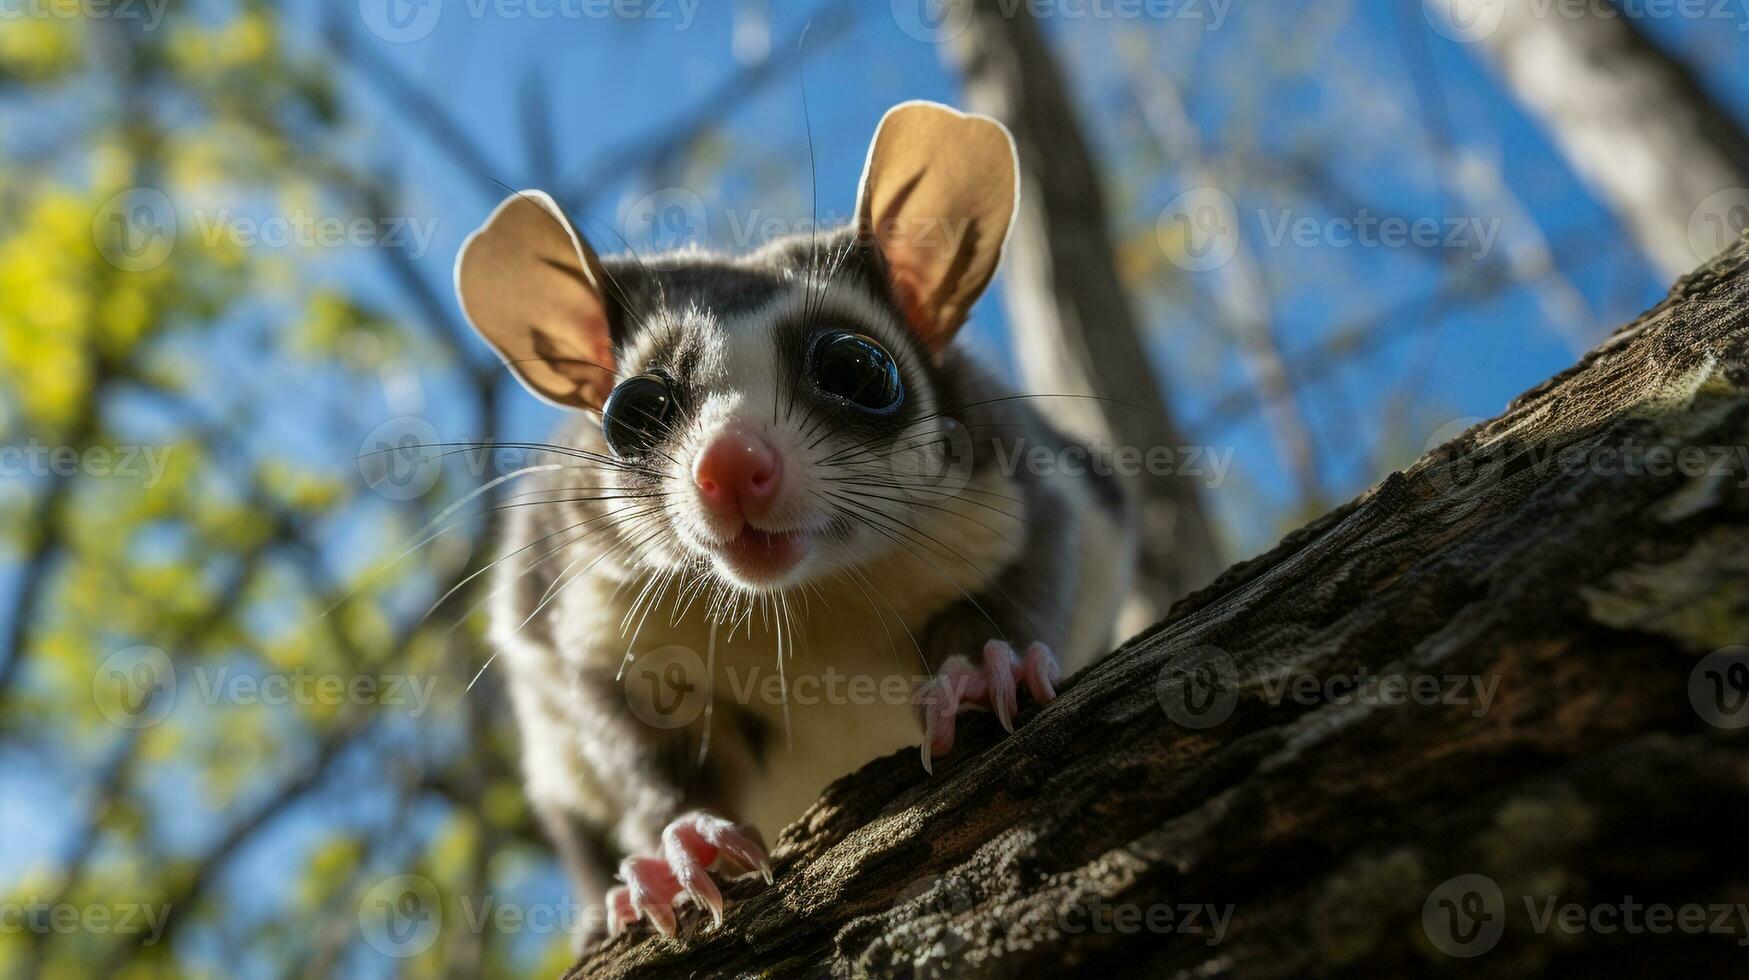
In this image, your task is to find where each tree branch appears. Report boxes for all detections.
[569,236,1749,978]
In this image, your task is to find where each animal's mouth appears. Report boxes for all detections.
[714,525,813,583]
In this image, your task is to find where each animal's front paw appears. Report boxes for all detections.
[605,811,770,938]
[915,640,1060,773]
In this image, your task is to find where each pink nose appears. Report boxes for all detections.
[692,428,781,521]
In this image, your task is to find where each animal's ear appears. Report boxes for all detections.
[455,190,616,411]
[855,101,1018,351]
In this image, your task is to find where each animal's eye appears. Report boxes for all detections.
[811,332,903,413]
[601,373,677,458]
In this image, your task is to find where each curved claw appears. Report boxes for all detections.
[1021,642,1061,703]
[983,640,1020,732]
[605,885,637,937]
[610,811,774,937]
[916,640,1061,772]
[618,854,681,937]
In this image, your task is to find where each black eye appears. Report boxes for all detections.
[601,373,677,458]
[811,332,903,413]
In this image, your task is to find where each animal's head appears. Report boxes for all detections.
[454,102,1017,594]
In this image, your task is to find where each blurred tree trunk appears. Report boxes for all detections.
[570,238,1749,978]
[941,0,1226,627]
[1445,0,1749,278]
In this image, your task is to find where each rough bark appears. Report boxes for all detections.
[569,236,1749,979]
[945,0,1226,625]
[1448,0,1749,279]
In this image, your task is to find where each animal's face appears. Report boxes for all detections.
[454,101,1016,599]
[589,243,959,591]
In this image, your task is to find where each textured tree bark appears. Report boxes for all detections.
[568,237,1749,979]
[1441,0,1749,279]
[943,0,1226,626]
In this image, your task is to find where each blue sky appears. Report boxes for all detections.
[302,0,1749,551]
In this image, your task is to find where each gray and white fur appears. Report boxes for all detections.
[453,101,1135,942]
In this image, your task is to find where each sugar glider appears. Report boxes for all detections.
[453,101,1135,942]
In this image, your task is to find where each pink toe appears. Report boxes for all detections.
[1022,642,1060,703]
[606,885,636,937]
[620,854,682,936]
[917,656,975,767]
[663,823,724,926]
[709,822,772,884]
[982,640,1020,732]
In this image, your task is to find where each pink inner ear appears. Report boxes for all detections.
[883,256,937,348]
[529,327,616,408]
